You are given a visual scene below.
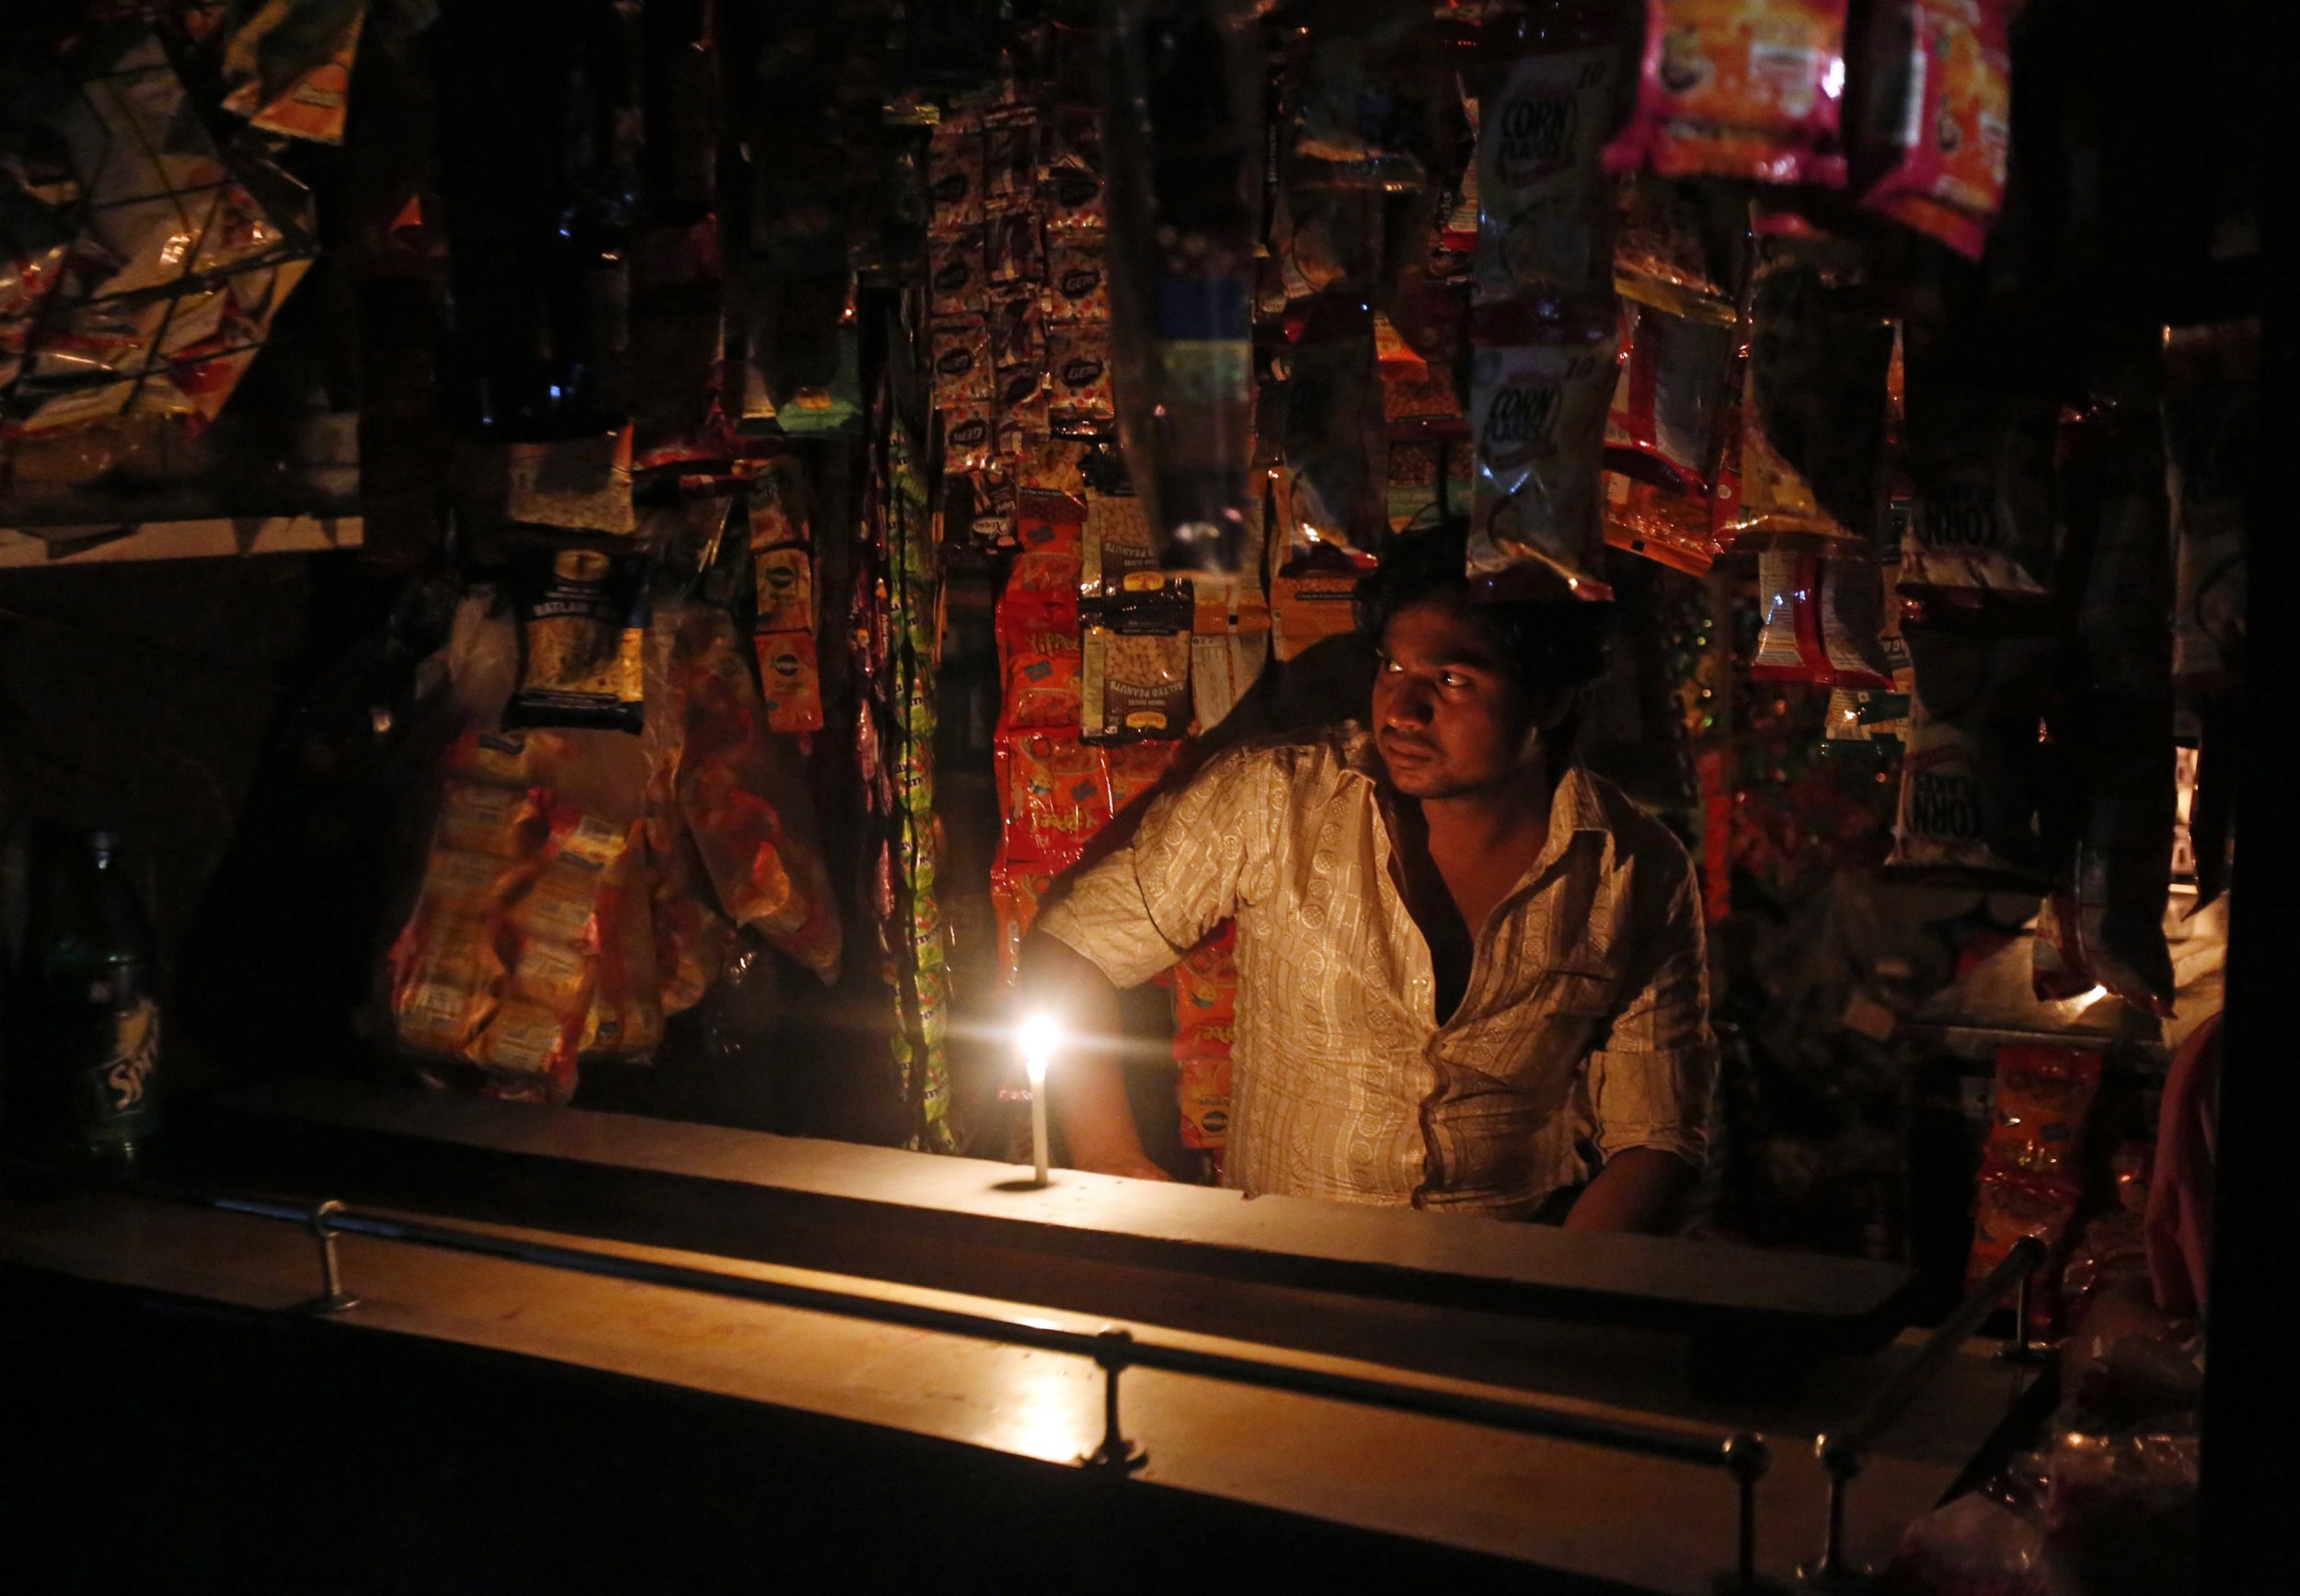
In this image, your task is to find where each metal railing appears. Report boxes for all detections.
[1801,1236,2049,1590]
[24,1168,2047,1592]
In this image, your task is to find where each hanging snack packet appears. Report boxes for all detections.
[1601,274,1736,574]
[1105,739,1186,819]
[927,111,984,232]
[1044,235,1110,325]
[933,316,994,405]
[753,632,824,735]
[1887,626,2048,882]
[1604,0,1854,186]
[985,208,1046,286]
[505,544,650,733]
[999,609,1085,730]
[1466,299,1618,598]
[1042,110,1107,235]
[1854,0,2011,259]
[995,727,1110,869]
[2159,322,2255,698]
[746,454,811,548]
[1899,374,2057,602]
[983,105,1040,211]
[1752,551,1893,687]
[1474,9,1630,303]
[1271,568,1363,662]
[1277,325,1386,574]
[1079,488,1156,603]
[1082,603,1193,743]
[1047,323,1117,431]
[676,612,841,979]
[1731,232,1894,548]
[929,226,984,319]
[990,847,1059,991]
[1017,488,1086,554]
[754,546,813,636]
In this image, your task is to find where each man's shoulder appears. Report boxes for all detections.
[1573,766,1696,880]
[1189,722,1367,794]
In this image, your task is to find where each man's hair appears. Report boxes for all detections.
[1351,526,1613,702]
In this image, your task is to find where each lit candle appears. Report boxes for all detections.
[1019,1012,1058,1188]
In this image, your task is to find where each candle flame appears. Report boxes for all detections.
[1019,1012,1060,1084]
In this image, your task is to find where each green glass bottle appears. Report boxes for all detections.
[12,824,162,1160]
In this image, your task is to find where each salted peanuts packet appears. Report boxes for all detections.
[1604,0,1853,187]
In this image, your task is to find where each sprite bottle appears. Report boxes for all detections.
[9,823,162,1160]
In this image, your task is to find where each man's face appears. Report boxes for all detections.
[1372,600,1547,800]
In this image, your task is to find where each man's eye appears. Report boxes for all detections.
[1379,658,1401,673]
[1439,672,1467,689]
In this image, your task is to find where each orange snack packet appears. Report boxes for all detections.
[1604,0,1853,187]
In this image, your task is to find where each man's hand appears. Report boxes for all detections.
[1562,1146,1696,1234]
[1076,1152,1173,1182]
[1018,930,1167,1181]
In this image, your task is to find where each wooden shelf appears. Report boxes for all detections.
[0,514,362,570]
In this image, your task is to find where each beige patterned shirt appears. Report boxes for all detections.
[1037,723,1714,1216]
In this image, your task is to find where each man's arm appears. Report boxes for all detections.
[1018,930,1169,1180]
[1570,860,1715,1234]
[1563,1147,1695,1234]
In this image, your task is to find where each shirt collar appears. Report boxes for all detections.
[1337,719,1611,841]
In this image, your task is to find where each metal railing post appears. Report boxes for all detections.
[1080,1327,1147,1473]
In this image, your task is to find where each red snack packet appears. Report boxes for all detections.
[1983,1044,2102,1187]
[995,727,1110,869]
[1177,1055,1235,1152]
[1605,0,1853,186]
[753,632,824,735]
[1751,550,1892,687]
[990,847,1058,992]
[1001,619,1084,730]
[1105,738,1184,819]
[1966,1170,2081,1330]
[1016,488,1085,554]
[1601,274,1737,575]
[1854,0,2011,259]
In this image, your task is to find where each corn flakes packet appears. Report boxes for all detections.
[506,543,650,734]
[1604,0,1853,186]
[1474,18,1629,303]
[1466,298,1618,599]
[1728,231,1894,549]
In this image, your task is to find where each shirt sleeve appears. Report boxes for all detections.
[1034,741,1287,989]
[1585,860,1716,1167]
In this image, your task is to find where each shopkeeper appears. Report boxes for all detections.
[1021,530,1716,1233]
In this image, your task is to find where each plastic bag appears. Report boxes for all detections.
[1604,0,1853,187]
[1728,229,1894,548]
[1887,627,2049,882]
[995,727,1109,869]
[1900,373,2057,602]
[669,608,841,982]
